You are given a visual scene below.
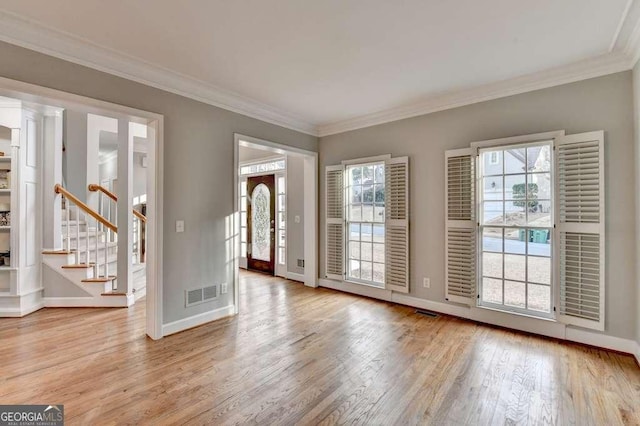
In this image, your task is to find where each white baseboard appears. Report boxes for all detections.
[44,296,131,308]
[319,278,392,301]
[286,272,306,283]
[134,286,146,302]
[162,305,235,337]
[321,278,637,357]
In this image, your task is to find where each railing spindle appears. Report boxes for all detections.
[104,227,109,278]
[94,216,99,277]
[75,205,81,264]
[65,195,71,253]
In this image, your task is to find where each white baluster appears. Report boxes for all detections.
[94,216,99,277]
[85,211,89,266]
[65,195,70,253]
[104,227,109,278]
[75,205,81,264]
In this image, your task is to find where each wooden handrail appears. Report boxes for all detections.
[88,184,147,223]
[55,184,118,233]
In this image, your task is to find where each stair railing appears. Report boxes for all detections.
[54,184,116,279]
[88,184,147,264]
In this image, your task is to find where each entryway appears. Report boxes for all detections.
[234,134,317,311]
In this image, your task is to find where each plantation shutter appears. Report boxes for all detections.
[555,131,605,331]
[385,157,410,293]
[445,148,477,305]
[325,165,344,280]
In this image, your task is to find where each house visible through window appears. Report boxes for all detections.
[345,162,385,287]
[479,142,553,317]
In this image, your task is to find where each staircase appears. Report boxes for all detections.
[41,185,146,307]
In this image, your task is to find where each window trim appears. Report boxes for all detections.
[343,160,387,287]
[476,138,556,320]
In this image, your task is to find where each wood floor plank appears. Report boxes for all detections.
[1,270,639,425]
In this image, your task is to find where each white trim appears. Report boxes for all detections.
[565,327,638,355]
[341,154,391,166]
[43,294,134,307]
[234,133,318,299]
[319,278,392,301]
[3,11,639,138]
[0,11,317,137]
[471,130,565,149]
[286,271,306,283]
[162,305,235,337]
[0,75,164,340]
[317,53,631,136]
[0,301,44,317]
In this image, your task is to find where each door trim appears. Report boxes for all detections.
[233,134,318,314]
[0,75,164,340]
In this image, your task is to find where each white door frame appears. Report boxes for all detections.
[0,76,164,340]
[233,134,317,313]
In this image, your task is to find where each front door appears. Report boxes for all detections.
[247,174,276,274]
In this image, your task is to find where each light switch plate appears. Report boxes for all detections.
[221,283,228,294]
[176,220,185,233]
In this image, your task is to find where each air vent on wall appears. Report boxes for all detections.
[185,285,219,307]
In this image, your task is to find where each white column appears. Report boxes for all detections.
[116,119,133,294]
[42,113,63,249]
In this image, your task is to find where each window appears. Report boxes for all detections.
[479,142,553,317]
[325,156,409,293]
[240,159,285,175]
[277,176,286,266]
[489,151,500,165]
[240,181,247,257]
[445,131,605,331]
[345,162,386,286]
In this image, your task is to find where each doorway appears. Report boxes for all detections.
[247,174,276,274]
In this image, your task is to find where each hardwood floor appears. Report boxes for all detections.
[1,270,639,425]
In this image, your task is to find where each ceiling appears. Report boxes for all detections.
[1,1,639,136]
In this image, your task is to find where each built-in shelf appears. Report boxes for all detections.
[0,226,10,230]
[0,266,15,271]
[0,157,11,161]
[0,189,10,194]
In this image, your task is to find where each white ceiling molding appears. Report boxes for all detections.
[316,52,632,137]
[1,7,640,139]
[0,11,318,136]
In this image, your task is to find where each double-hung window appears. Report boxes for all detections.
[445,131,605,330]
[325,156,410,293]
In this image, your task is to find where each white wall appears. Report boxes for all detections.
[319,71,637,340]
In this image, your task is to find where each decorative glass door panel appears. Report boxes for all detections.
[251,183,271,261]
[247,174,276,274]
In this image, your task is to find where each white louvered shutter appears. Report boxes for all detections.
[445,148,477,305]
[385,157,409,293]
[555,131,605,330]
[325,165,344,280]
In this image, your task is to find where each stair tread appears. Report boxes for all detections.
[101,291,127,296]
[82,276,116,283]
[42,249,74,255]
[61,263,95,269]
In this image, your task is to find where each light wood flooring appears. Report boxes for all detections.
[1,270,639,425]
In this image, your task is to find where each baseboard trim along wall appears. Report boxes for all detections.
[286,272,306,283]
[319,279,638,358]
[162,305,235,337]
[43,295,135,308]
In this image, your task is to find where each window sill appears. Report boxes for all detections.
[343,279,385,290]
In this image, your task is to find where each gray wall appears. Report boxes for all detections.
[0,41,318,324]
[286,155,305,275]
[634,64,640,348]
[62,110,89,202]
[319,71,637,340]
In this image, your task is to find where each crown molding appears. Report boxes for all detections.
[0,11,319,136]
[317,51,633,137]
[1,8,640,139]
